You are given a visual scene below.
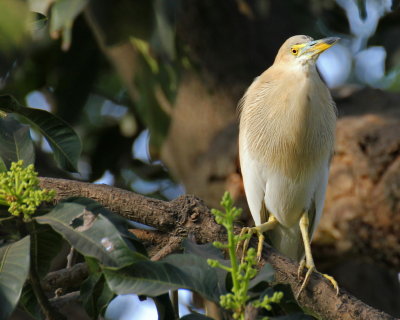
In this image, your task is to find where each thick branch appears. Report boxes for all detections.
[261,243,396,320]
[39,177,396,320]
[39,177,225,244]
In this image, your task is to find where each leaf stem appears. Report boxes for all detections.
[227,222,240,296]
[29,265,66,320]
[23,221,66,320]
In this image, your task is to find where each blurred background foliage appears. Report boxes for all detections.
[1,0,399,198]
[1,0,400,318]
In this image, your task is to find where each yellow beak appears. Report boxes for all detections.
[301,37,340,56]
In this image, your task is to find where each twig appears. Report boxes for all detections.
[129,229,170,244]
[39,177,397,320]
[151,236,182,261]
[49,291,80,309]
[41,263,89,292]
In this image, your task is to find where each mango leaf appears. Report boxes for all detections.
[80,273,114,318]
[183,238,228,295]
[28,222,63,278]
[271,284,305,316]
[249,263,275,289]
[183,238,223,259]
[0,236,31,320]
[64,197,147,255]
[104,254,220,302]
[0,116,35,168]
[0,95,81,172]
[35,202,147,268]
[18,284,41,320]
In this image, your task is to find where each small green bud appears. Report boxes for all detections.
[207,259,218,268]
[212,241,226,248]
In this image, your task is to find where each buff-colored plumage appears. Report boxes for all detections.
[239,35,338,262]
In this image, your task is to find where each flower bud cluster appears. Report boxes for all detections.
[0,160,55,220]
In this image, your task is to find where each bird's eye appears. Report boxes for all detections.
[291,48,298,55]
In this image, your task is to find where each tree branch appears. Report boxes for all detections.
[39,177,225,244]
[49,291,81,310]
[41,263,89,293]
[39,177,396,320]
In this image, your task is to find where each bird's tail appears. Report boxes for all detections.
[268,224,305,262]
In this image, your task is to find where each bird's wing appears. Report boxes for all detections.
[309,163,330,239]
[239,138,268,225]
[267,164,330,261]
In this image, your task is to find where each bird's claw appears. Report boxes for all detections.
[236,227,264,262]
[296,261,339,298]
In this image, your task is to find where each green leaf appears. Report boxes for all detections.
[80,273,114,318]
[249,263,275,289]
[28,222,63,278]
[18,284,41,320]
[104,254,220,302]
[180,314,213,320]
[163,254,222,300]
[271,284,305,316]
[64,197,147,256]
[0,116,35,168]
[35,202,147,268]
[183,238,224,259]
[0,95,82,172]
[0,236,31,320]
[183,238,228,295]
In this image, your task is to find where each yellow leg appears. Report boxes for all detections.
[237,215,278,262]
[297,212,339,298]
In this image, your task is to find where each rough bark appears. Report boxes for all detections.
[38,177,397,320]
[39,177,226,245]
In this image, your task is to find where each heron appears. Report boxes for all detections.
[238,35,339,295]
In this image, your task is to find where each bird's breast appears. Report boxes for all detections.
[240,75,336,180]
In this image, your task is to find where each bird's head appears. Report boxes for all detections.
[274,35,340,67]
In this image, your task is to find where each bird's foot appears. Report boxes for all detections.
[236,227,264,262]
[297,260,339,298]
